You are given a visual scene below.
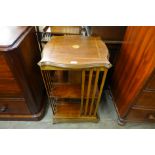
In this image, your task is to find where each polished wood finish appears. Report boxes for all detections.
[0,98,30,114]
[50,83,99,99]
[111,26,155,124]
[127,107,155,122]
[52,102,99,123]
[0,79,22,97]
[39,36,111,123]
[134,91,155,109]
[0,103,46,120]
[145,72,155,90]
[39,36,111,69]
[0,26,46,120]
[0,54,14,78]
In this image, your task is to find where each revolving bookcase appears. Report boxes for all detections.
[38,36,111,123]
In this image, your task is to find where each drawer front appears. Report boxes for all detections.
[134,91,155,109]
[0,98,30,114]
[127,107,155,122]
[145,74,155,90]
[0,54,22,97]
[0,54,14,79]
[0,79,23,97]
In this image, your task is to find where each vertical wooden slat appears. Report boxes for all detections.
[89,68,100,115]
[44,71,51,97]
[50,97,56,115]
[94,68,108,116]
[48,71,52,90]
[84,68,93,115]
[41,70,56,113]
[48,71,53,90]
[41,70,50,97]
[46,71,56,114]
[46,71,51,90]
[41,70,56,114]
[46,71,52,96]
[80,70,85,115]
[51,71,56,90]
[47,71,54,96]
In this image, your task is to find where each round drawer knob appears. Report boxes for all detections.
[0,106,7,112]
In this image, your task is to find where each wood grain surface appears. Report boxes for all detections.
[39,35,111,69]
[111,26,155,122]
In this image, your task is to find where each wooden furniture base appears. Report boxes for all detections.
[52,104,99,124]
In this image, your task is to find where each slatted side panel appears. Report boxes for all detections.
[93,69,108,116]
[84,69,93,115]
[89,68,100,115]
[41,70,56,114]
[80,68,108,116]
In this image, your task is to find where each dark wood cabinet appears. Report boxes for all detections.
[111,26,155,124]
[0,26,46,120]
[91,26,126,41]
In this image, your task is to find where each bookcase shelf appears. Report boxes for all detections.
[50,83,99,99]
[53,102,99,123]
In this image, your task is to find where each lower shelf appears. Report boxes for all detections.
[50,83,99,99]
[52,102,99,123]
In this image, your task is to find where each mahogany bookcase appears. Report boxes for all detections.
[39,36,111,123]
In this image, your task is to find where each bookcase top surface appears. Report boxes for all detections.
[39,36,111,69]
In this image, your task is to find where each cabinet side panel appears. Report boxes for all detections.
[111,26,155,117]
[18,27,45,113]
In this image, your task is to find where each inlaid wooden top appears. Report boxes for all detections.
[39,36,111,69]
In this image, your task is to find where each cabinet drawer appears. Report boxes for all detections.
[127,107,155,122]
[0,79,23,97]
[0,54,14,79]
[0,98,30,114]
[145,74,155,90]
[134,91,155,109]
